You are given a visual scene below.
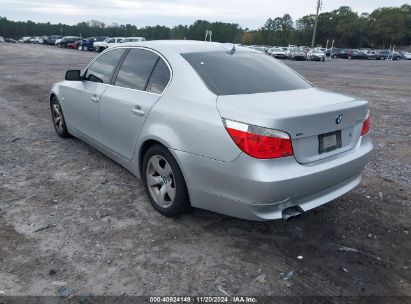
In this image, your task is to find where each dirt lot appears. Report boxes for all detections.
[0,43,410,300]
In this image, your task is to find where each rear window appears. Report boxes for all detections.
[182,51,312,95]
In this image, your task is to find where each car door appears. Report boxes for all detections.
[105,38,116,48]
[61,48,126,143]
[99,48,171,160]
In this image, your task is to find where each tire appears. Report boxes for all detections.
[142,144,190,217]
[50,96,70,138]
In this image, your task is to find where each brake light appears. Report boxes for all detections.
[361,111,370,136]
[223,119,293,159]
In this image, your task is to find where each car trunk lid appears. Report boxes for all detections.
[217,87,368,164]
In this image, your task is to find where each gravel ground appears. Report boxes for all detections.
[0,43,410,300]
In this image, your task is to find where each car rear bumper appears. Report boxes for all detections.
[173,135,373,221]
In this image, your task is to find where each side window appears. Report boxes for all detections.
[146,59,171,94]
[114,49,159,91]
[108,38,116,43]
[85,48,125,84]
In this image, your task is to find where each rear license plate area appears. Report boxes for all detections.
[319,131,342,154]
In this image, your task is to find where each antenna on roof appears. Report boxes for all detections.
[230,44,236,54]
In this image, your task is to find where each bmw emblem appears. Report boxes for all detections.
[336,114,343,125]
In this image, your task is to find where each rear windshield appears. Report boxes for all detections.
[182,51,312,95]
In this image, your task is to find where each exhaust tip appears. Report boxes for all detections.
[282,206,303,220]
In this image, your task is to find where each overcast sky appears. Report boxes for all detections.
[2,0,408,29]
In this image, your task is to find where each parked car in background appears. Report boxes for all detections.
[119,37,146,43]
[77,36,108,51]
[33,36,44,44]
[5,38,17,43]
[270,47,287,59]
[331,48,347,59]
[67,41,78,49]
[378,50,402,60]
[0,36,4,43]
[19,37,32,43]
[50,41,372,220]
[250,46,267,53]
[46,35,63,45]
[94,37,124,52]
[285,45,298,58]
[289,47,307,61]
[349,51,369,60]
[364,50,381,60]
[401,51,411,60]
[56,36,81,48]
[307,49,326,61]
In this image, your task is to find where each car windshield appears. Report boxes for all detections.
[182,51,312,96]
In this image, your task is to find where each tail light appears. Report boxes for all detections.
[361,111,370,136]
[223,119,293,159]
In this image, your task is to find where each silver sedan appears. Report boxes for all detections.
[50,40,373,220]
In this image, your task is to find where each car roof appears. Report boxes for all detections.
[116,40,258,54]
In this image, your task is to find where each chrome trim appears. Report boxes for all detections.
[81,45,173,97]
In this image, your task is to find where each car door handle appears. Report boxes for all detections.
[91,96,100,103]
[131,106,145,116]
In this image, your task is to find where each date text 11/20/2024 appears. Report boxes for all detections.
[149,296,258,303]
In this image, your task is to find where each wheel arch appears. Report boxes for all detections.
[138,138,183,178]
[137,138,191,200]
[49,93,57,104]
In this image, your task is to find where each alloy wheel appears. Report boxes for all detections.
[52,102,64,132]
[146,155,176,208]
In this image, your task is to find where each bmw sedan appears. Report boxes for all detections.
[50,40,373,221]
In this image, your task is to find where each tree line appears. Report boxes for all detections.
[1,4,410,48]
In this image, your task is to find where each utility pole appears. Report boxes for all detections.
[205,30,212,42]
[311,0,322,48]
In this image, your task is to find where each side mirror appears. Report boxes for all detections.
[65,70,82,81]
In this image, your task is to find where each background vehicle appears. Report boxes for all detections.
[119,37,146,43]
[33,36,44,44]
[378,50,402,60]
[77,36,108,51]
[67,41,78,49]
[50,41,372,221]
[46,35,63,45]
[94,37,124,52]
[401,51,411,60]
[349,51,369,60]
[250,45,267,53]
[19,36,32,43]
[5,38,17,43]
[0,36,4,43]
[307,49,326,61]
[364,50,381,60]
[289,47,307,60]
[56,36,81,48]
[270,47,287,59]
[332,49,353,59]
